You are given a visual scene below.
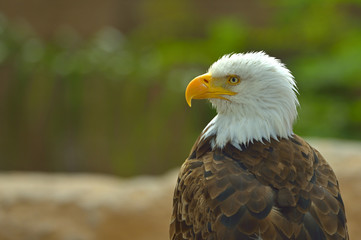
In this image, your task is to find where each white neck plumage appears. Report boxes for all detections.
[201,102,296,149]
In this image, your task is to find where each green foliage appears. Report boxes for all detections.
[0,0,360,176]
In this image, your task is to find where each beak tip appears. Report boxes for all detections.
[185,91,192,107]
[186,97,192,107]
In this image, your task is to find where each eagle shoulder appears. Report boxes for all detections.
[170,135,348,240]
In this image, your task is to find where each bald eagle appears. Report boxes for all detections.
[170,52,348,240]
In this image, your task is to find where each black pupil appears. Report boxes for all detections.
[231,78,236,82]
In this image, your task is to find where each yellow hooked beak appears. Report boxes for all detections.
[185,73,237,107]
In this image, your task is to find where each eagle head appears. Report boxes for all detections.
[185,52,299,148]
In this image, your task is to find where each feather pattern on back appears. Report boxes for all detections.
[170,135,348,240]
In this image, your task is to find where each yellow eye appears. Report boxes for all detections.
[228,76,240,85]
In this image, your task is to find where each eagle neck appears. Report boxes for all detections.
[201,112,294,149]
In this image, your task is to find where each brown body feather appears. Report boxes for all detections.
[170,135,348,240]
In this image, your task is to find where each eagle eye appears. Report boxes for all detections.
[228,76,240,85]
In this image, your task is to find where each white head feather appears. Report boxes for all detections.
[201,52,299,149]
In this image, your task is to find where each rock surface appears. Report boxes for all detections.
[0,138,360,240]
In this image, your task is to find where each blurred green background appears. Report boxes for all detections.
[0,0,360,176]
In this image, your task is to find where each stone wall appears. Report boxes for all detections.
[0,138,360,240]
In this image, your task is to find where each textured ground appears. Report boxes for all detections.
[0,138,360,240]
